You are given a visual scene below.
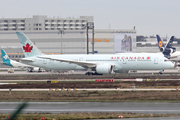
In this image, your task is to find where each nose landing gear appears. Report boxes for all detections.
[159,70,164,75]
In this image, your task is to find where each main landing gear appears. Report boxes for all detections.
[85,72,103,76]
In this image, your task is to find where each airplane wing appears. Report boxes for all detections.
[14,58,35,62]
[38,56,98,68]
[19,59,35,62]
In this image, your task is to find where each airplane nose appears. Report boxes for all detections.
[163,61,175,69]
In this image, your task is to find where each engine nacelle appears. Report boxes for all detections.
[33,67,40,72]
[160,47,165,52]
[164,48,176,54]
[96,64,113,74]
[28,67,41,72]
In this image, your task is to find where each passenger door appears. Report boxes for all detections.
[154,58,158,64]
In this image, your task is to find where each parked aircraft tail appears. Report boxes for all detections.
[156,35,165,49]
[16,32,43,57]
[1,49,12,66]
[156,35,176,58]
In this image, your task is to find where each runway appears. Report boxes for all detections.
[0,68,179,75]
[1,102,180,114]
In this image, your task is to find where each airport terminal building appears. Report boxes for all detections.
[0,15,136,57]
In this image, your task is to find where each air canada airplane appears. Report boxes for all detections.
[16,32,175,75]
[1,49,43,72]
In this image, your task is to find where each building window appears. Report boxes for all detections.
[51,20,54,22]
[45,20,48,22]
[21,24,25,26]
[4,20,8,22]
[19,55,21,58]
[39,24,41,26]
[39,28,41,30]
[12,55,14,58]
[21,28,25,30]
[12,20,16,22]
[45,28,48,30]
[22,55,25,58]
[21,20,25,22]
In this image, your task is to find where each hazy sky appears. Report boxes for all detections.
[0,0,180,37]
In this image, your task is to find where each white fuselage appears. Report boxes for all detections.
[20,53,174,73]
[10,60,32,68]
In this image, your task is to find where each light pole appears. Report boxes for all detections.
[83,22,94,54]
[58,30,64,54]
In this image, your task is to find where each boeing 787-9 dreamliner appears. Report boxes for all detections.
[16,32,175,75]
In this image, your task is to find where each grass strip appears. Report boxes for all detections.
[1,91,180,102]
[1,112,180,120]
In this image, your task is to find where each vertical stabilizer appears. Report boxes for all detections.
[156,35,176,59]
[156,35,165,49]
[1,49,12,66]
[16,32,43,57]
[166,36,174,48]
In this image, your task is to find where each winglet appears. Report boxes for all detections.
[16,32,44,58]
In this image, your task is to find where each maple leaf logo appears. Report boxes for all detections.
[23,43,33,52]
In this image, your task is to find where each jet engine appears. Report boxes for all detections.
[96,64,113,74]
[160,47,165,52]
[33,67,41,72]
[160,47,176,54]
[28,67,41,72]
